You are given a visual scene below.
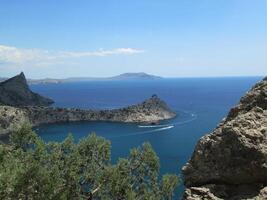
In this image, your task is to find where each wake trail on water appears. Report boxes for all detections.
[138,124,171,128]
[172,113,197,126]
[108,110,197,138]
[109,125,174,138]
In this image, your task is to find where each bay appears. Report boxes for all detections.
[32,77,262,198]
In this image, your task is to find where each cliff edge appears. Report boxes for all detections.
[0,72,54,106]
[182,77,267,199]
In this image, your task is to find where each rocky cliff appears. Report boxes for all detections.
[0,95,176,136]
[182,77,267,199]
[0,72,54,106]
[24,94,175,125]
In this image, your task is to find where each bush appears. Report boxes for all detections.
[0,124,179,200]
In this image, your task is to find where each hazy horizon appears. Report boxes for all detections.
[1,71,264,80]
[1,1,267,78]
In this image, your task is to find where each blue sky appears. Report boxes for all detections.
[0,0,267,78]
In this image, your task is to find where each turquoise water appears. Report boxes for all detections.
[31,77,262,198]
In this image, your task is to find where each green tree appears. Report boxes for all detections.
[10,123,37,151]
[0,124,180,199]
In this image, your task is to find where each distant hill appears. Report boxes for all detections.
[108,72,162,80]
[0,72,162,85]
[0,72,54,106]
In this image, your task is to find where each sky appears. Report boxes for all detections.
[0,0,267,78]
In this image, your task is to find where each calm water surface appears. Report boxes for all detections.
[31,77,262,198]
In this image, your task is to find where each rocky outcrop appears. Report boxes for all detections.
[0,72,54,106]
[0,106,30,137]
[0,73,175,136]
[183,184,267,200]
[0,95,176,136]
[24,94,176,125]
[182,77,267,199]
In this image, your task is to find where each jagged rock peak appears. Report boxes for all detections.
[1,72,27,86]
[146,94,166,104]
[182,77,267,199]
[151,94,160,99]
[0,72,54,107]
[135,94,175,115]
[18,71,26,78]
[226,77,267,121]
[145,94,162,104]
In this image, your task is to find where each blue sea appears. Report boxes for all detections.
[31,77,262,198]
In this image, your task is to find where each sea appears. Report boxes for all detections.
[31,77,262,198]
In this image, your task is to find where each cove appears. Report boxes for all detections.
[33,77,262,197]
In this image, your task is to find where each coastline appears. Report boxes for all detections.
[0,95,176,138]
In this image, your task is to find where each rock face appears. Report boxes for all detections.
[0,94,176,136]
[0,72,54,106]
[182,77,267,199]
[24,94,176,126]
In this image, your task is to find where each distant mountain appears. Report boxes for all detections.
[0,72,162,85]
[108,72,162,80]
[0,72,54,106]
[53,72,162,83]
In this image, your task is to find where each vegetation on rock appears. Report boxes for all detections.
[0,124,179,200]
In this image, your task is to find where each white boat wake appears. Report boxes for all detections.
[110,125,174,138]
[109,110,197,138]
[138,124,172,128]
[138,112,197,128]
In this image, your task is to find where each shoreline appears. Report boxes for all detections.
[0,95,177,138]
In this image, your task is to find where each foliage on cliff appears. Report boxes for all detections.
[0,124,179,200]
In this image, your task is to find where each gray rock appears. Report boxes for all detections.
[0,95,176,136]
[0,106,29,137]
[25,94,176,126]
[183,184,267,200]
[182,77,267,199]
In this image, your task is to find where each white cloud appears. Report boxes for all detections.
[0,45,144,65]
[60,48,144,57]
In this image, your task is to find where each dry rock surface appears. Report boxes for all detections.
[182,77,267,200]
